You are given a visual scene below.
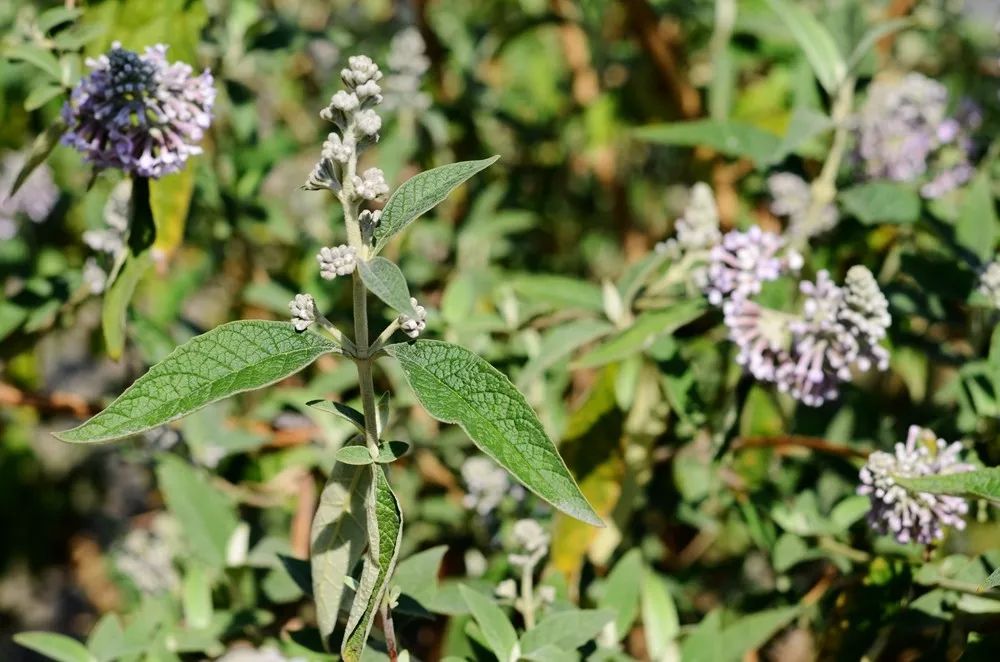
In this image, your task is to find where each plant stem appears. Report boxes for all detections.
[520,563,536,630]
[791,76,856,248]
[379,603,400,662]
[353,272,379,454]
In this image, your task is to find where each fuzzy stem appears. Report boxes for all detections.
[520,563,536,630]
[353,272,379,454]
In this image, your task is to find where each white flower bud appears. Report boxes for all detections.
[353,167,389,201]
[495,579,518,601]
[398,297,427,338]
[317,244,357,279]
[321,132,352,163]
[342,55,382,87]
[329,90,359,112]
[355,79,382,101]
[354,109,382,137]
[289,293,317,331]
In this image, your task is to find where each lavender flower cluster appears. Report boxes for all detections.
[857,73,979,199]
[62,43,215,179]
[658,183,892,407]
[858,426,974,544]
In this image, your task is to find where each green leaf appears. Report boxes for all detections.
[641,571,679,659]
[14,632,95,662]
[6,119,67,198]
[37,7,83,33]
[459,586,519,662]
[840,181,921,225]
[342,467,403,662]
[277,554,312,598]
[517,319,614,388]
[521,646,576,662]
[634,120,781,168]
[509,274,605,312]
[386,340,602,526]
[895,468,1000,502]
[24,83,64,111]
[156,455,239,568]
[335,440,411,465]
[87,613,145,662]
[308,399,366,434]
[182,562,213,630]
[765,0,846,94]
[847,19,914,72]
[393,546,448,616]
[772,107,832,163]
[598,549,643,641]
[357,257,417,317]
[102,250,153,360]
[957,173,999,262]
[5,44,63,81]
[57,320,338,443]
[982,567,1000,592]
[311,462,373,648]
[150,164,196,260]
[719,606,800,660]
[519,609,615,655]
[373,156,500,252]
[574,301,706,368]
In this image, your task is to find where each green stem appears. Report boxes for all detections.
[791,76,856,248]
[520,563,536,630]
[353,272,379,454]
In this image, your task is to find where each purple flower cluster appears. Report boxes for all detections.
[858,426,974,544]
[700,223,890,406]
[61,43,215,179]
[857,73,978,199]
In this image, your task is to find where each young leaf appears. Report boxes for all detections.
[509,274,605,312]
[719,606,800,660]
[633,120,781,168]
[311,462,373,649]
[335,440,411,466]
[102,250,153,360]
[308,399,366,434]
[357,257,418,317]
[373,156,500,252]
[156,455,239,568]
[182,562,213,630]
[5,45,63,81]
[13,633,95,662]
[459,586,519,662]
[771,107,833,164]
[519,609,615,655]
[765,0,846,94]
[56,320,339,443]
[385,340,602,526]
[895,467,1000,502]
[342,467,403,661]
[24,83,64,111]
[846,19,913,72]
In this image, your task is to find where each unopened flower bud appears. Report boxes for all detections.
[398,298,427,338]
[317,244,357,279]
[353,167,389,201]
[289,294,317,331]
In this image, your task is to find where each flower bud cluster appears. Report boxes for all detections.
[304,55,387,203]
[857,73,979,199]
[858,426,974,544]
[398,298,427,338]
[61,42,215,179]
[317,244,357,279]
[507,519,550,570]
[288,293,317,331]
[704,226,802,306]
[383,28,432,113]
[461,456,512,516]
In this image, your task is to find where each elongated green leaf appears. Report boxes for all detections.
[308,399,366,434]
[57,320,339,443]
[393,546,447,616]
[634,120,781,168]
[386,340,602,526]
[311,462,373,648]
[14,633,95,662]
[5,44,63,81]
[342,467,403,661]
[156,455,239,568]
[519,609,615,655]
[7,119,67,198]
[847,19,913,72]
[460,586,519,662]
[182,562,213,630]
[840,182,921,225]
[982,567,1000,592]
[87,613,145,662]
[509,274,605,312]
[25,83,64,111]
[771,106,832,163]
[599,549,644,641]
[102,250,153,360]
[373,156,500,252]
[517,318,614,388]
[957,174,999,262]
[895,468,1000,502]
[642,571,679,659]
[719,606,800,660]
[357,257,417,317]
[574,301,706,368]
[765,0,846,94]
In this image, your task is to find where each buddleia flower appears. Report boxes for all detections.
[858,426,974,544]
[61,43,215,178]
[704,226,801,305]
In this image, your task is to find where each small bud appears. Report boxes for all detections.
[354,109,382,137]
[398,298,427,338]
[321,132,352,164]
[329,90,360,112]
[289,293,317,331]
[317,244,357,279]
[353,167,389,201]
[495,579,518,601]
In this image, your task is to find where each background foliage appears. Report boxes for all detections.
[2,0,1000,660]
